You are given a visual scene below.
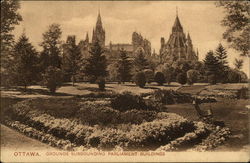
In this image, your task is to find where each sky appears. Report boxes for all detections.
[13,1,249,76]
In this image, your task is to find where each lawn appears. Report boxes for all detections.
[167,99,249,151]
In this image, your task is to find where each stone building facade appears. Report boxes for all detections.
[160,15,198,63]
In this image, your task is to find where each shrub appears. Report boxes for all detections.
[143,69,154,83]
[187,69,199,85]
[208,74,216,85]
[110,92,146,111]
[177,73,187,85]
[134,71,146,88]
[227,69,241,83]
[154,72,165,86]
[97,77,105,91]
[150,89,192,104]
[42,66,63,93]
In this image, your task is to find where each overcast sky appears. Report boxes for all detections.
[13,1,249,75]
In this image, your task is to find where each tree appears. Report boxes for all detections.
[97,77,105,91]
[11,34,39,90]
[162,65,174,85]
[134,49,149,72]
[203,51,220,83]
[117,49,132,83]
[107,62,119,82]
[216,1,250,57]
[42,66,63,93]
[83,41,107,83]
[143,69,154,83]
[234,58,243,70]
[187,69,199,85]
[154,72,165,86]
[134,71,146,88]
[227,69,241,83]
[1,0,22,69]
[215,43,228,68]
[215,43,229,82]
[62,35,81,86]
[177,73,187,85]
[40,24,62,71]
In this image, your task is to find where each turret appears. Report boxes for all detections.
[161,37,165,48]
[85,32,89,43]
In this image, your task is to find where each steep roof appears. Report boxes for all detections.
[172,16,183,33]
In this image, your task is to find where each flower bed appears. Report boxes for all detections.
[2,91,231,151]
[156,122,209,151]
[3,100,199,151]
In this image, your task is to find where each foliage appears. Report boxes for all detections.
[154,72,165,86]
[177,73,187,85]
[226,69,241,83]
[208,74,216,85]
[157,122,208,151]
[187,69,199,85]
[216,1,250,57]
[3,97,231,151]
[61,35,81,85]
[163,65,174,84]
[143,69,154,83]
[203,51,220,83]
[10,34,39,89]
[133,49,149,72]
[150,89,193,105]
[97,77,105,91]
[83,41,107,83]
[107,62,119,82]
[42,66,63,93]
[110,91,147,111]
[117,49,132,83]
[1,0,22,69]
[134,71,146,88]
[215,43,229,83]
[193,126,231,151]
[40,24,62,70]
[234,58,243,70]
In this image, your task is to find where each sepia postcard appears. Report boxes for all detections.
[1,0,249,162]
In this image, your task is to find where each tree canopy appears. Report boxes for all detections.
[216,1,250,57]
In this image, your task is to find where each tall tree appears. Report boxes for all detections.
[215,43,228,68]
[83,41,107,83]
[203,51,220,83]
[62,35,81,86]
[40,24,62,71]
[234,58,243,70]
[215,43,229,82]
[117,49,132,83]
[12,33,39,90]
[134,49,149,72]
[1,0,22,68]
[216,1,250,57]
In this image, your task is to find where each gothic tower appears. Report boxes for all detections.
[160,12,198,63]
[92,11,105,47]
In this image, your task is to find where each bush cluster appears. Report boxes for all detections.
[110,91,163,111]
[149,89,193,104]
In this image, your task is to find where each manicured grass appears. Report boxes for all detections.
[167,99,249,151]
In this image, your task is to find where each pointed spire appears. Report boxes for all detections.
[172,12,183,32]
[85,32,89,43]
[176,6,178,16]
[96,9,102,27]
